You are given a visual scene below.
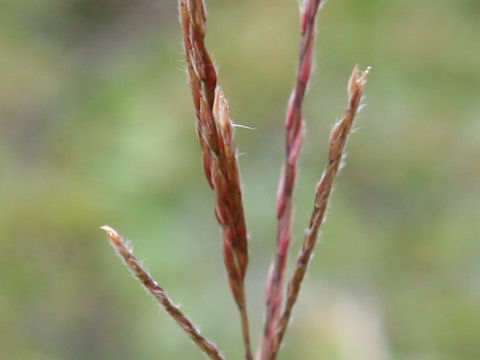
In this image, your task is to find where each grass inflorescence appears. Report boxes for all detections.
[102,1,370,359]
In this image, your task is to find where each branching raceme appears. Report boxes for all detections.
[102,1,370,359]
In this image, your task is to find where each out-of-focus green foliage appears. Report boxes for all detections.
[1,0,479,359]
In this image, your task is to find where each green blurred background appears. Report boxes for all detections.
[1,0,479,359]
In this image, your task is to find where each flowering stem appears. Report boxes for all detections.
[259,1,323,359]
[101,226,225,360]
[179,1,252,359]
[270,66,371,360]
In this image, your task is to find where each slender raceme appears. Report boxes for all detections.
[178,1,252,359]
[259,1,323,359]
[101,226,225,360]
[269,65,371,360]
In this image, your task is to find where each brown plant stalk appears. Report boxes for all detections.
[100,225,225,360]
[259,1,323,359]
[269,65,371,360]
[178,1,252,359]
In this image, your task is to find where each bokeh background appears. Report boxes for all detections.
[1,0,479,359]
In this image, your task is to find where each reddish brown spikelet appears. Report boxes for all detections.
[211,89,249,279]
[178,1,252,359]
[259,1,323,359]
[269,66,371,360]
[100,226,225,360]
